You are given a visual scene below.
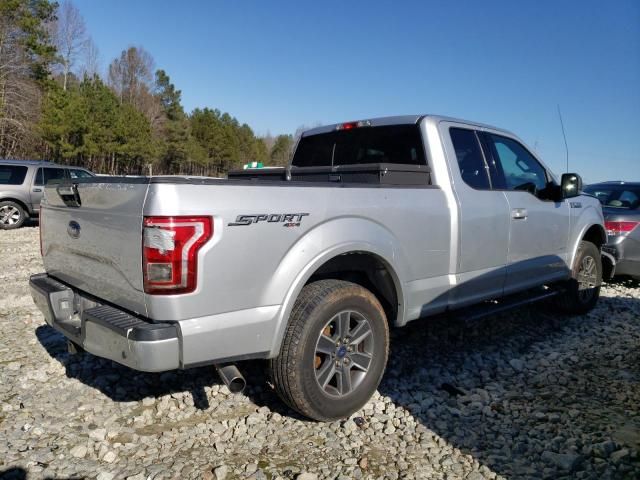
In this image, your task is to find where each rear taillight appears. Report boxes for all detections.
[605,221,639,237]
[142,216,213,294]
[39,205,43,256]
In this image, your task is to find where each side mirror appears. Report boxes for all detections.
[561,173,582,199]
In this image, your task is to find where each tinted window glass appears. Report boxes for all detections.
[292,125,426,168]
[0,165,28,185]
[69,169,93,178]
[450,128,490,190]
[584,185,640,210]
[34,167,67,186]
[292,133,334,167]
[488,134,547,192]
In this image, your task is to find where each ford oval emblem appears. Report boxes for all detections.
[67,220,81,239]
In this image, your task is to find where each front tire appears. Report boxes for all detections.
[556,240,602,314]
[0,201,27,229]
[269,279,389,421]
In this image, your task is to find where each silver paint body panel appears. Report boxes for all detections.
[36,115,604,370]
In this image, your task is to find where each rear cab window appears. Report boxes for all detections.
[0,165,28,185]
[292,125,426,168]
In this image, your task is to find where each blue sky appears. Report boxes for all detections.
[74,0,639,183]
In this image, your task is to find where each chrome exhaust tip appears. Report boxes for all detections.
[215,363,246,394]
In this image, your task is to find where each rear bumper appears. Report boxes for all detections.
[29,273,180,372]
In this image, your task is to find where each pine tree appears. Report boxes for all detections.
[155,69,189,173]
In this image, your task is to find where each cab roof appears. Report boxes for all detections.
[301,114,515,137]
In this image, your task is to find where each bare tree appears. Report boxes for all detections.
[53,1,88,90]
[108,46,162,130]
[0,5,47,158]
[80,37,100,78]
[108,46,154,107]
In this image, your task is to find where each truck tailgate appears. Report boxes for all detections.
[41,179,149,316]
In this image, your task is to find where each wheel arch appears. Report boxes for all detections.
[305,251,402,326]
[0,197,31,215]
[582,223,606,249]
[267,244,406,358]
[570,222,606,269]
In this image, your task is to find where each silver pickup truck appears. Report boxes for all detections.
[30,115,605,421]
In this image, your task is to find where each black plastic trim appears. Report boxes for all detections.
[83,305,178,341]
[31,273,177,342]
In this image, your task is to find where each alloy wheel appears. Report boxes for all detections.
[577,255,598,302]
[313,310,374,397]
[0,205,21,226]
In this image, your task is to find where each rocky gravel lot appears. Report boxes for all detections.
[1,226,639,480]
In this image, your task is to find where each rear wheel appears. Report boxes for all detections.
[556,240,602,314]
[269,279,389,421]
[0,201,27,229]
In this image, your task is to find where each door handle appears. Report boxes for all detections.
[33,188,42,192]
[511,208,528,219]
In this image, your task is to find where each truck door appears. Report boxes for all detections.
[480,132,570,293]
[442,125,511,307]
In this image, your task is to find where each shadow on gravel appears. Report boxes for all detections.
[606,276,640,289]
[18,218,39,229]
[34,324,296,417]
[35,324,217,410]
[377,293,640,478]
[0,466,82,479]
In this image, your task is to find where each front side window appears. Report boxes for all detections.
[487,134,547,193]
[0,165,28,185]
[450,128,490,190]
[34,167,67,186]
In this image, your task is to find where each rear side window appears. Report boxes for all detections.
[292,125,426,168]
[69,169,93,179]
[449,128,490,190]
[0,165,28,185]
[34,167,67,186]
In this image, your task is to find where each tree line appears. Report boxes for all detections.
[0,0,294,176]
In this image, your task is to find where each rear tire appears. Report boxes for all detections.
[0,201,27,229]
[556,240,602,314]
[269,279,389,421]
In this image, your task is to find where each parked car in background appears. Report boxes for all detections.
[584,181,640,280]
[0,160,94,229]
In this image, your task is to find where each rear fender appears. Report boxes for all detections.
[264,216,408,357]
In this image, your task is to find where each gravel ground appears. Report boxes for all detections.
[1,226,639,480]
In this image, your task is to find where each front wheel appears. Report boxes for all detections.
[269,279,389,421]
[556,240,602,314]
